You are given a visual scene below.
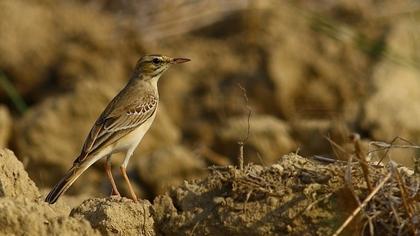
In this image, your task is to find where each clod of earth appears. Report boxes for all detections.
[71,197,155,236]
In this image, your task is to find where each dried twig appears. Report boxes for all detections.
[332,172,392,236]
[369,142,420,151]
[369,137,420,176]
[350,133,373,192]
[324,135,349,160]
[389,198,401,225]
[312,155,349,164]
[238,145,245,170]
[243,190,253,213]
[302,193,333,215]
[344,154,375,235]
[237,84,252,170]
[390,162,416,234]
[256,152,267,166]
[368,137,418,166]
[345,155,362,205]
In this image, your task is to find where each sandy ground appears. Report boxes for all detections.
[1,148,418,235]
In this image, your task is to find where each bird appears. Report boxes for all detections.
[45,55,190,204]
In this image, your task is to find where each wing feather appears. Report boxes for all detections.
[74,95,157,164]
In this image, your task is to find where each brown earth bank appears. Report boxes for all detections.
[1,148,418,235]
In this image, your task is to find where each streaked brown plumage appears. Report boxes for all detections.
[45,55,190,204]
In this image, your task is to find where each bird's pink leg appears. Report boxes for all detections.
[104,155,121,197]
[120,166,137,202]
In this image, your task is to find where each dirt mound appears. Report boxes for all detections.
[0,197,99,236]
[0,149,39,200]
[0,148,99,235]
[153,154,344,235]
[71,197,155,236]
[153,154,419,235]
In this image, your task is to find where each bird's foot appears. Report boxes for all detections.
[109,189,121,198]
[131,195,138,203]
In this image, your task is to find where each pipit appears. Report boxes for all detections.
[45,55,190,204]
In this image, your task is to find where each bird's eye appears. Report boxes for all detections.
[152,58,160,64]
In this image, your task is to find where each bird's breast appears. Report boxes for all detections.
[112,111,157,153]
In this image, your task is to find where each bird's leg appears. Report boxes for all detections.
[104,155,120,197]
[120,149,137,202]
[120,166,138,202]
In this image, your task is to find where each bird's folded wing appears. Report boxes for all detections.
[74,95,158,164]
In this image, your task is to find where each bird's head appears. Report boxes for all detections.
[133,55,190,81]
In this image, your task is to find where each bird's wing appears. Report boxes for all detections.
[74,94,158,164]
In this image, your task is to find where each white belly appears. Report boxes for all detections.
[112,112,157,153]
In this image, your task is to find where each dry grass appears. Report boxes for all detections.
[330,135,420,235]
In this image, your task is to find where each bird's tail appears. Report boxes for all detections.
[45,162,87,204]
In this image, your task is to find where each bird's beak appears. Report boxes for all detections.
[170,57,191,64]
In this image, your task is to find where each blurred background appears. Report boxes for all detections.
[0,0,419,200]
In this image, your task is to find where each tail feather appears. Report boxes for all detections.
[45,164,84,204]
